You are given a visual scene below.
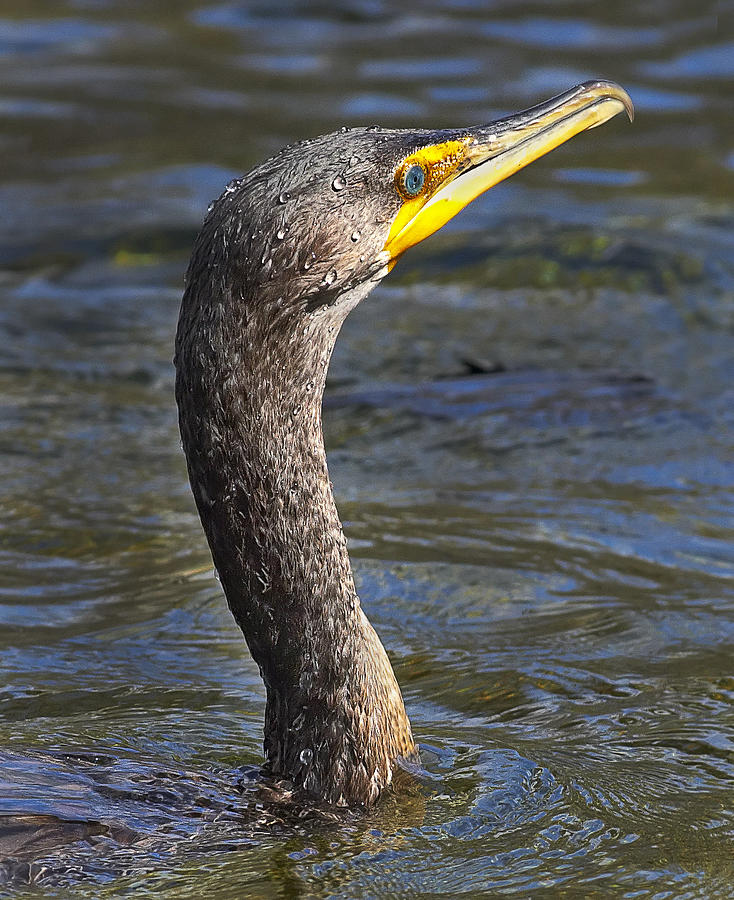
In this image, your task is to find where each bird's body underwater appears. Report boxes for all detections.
[175,81,633,808]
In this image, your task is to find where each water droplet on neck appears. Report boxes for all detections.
[350,230,361,243]
[331,174,347,191]
[339,125,351,133]
[277,190,291,204]
[299,748,313,765]
[322,269,337,286]
[276,226,287,240]
[302,252,316,271]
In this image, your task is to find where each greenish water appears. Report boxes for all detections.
[1,1,733,895]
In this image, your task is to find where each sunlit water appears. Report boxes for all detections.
[1,0,732,895]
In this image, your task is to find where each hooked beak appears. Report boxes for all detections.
[384,80,634,260]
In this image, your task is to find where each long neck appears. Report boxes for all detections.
[175,282,415,807]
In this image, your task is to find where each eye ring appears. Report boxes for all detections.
[402,164,426,197]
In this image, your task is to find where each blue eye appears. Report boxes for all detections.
[402,164,426,196]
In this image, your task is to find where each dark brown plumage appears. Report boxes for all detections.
[174,81,633,808]
[175,130,423,806]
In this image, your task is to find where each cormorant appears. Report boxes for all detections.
[175,81,633,808]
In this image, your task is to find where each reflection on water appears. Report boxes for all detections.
[1,0,732,894]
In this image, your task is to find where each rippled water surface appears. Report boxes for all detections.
[1,0,733,895]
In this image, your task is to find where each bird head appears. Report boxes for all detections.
[188,80,632,327]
